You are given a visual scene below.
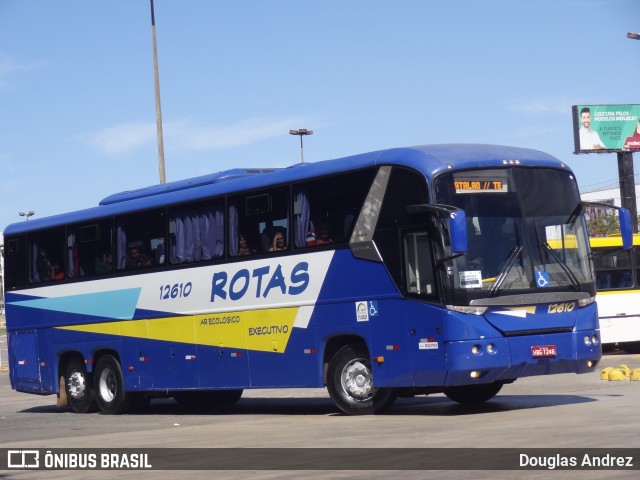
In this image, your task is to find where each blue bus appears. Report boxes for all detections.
[3,144,630,415]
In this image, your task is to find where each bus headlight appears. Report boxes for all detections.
[578,296,595,308]
[447,305,488,315]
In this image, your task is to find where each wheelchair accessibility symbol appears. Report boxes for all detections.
[536,270,550,288]
[355,300,379,322]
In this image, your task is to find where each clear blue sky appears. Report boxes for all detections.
[1,0,639,233]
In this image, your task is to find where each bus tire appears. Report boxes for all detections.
[326,345,396,415]
[63,359,97,413]
[94,354,133,415]
[444,382,503,404]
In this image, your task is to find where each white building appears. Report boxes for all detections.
[581,185,640,208]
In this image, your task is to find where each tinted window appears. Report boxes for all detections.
[229,186,289,256]
[116,209,166,271]
[293,168,377,249]
[68,219,114,277]
[29,227,66,283]
[3,237,28,289]
[378,168,428,229]
[169,199,225,265]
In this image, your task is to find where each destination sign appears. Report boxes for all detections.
[454,179,508,193]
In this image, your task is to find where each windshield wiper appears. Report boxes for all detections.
[533,221,581,291]
[565,203,582,226]
[489,245,523,295]
[541,242,582,291]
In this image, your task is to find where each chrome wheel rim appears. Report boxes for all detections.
[67,371,86,400]
[341,359,376,400]
[98,368,117,403]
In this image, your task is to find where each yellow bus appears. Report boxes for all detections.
[591,234,640,353]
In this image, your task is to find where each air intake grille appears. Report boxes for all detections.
[503,327,572,337]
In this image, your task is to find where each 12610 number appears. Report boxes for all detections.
[547,302,575,314]
[159,282,193,300]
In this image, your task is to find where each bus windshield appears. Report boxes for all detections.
[434,167,593,300]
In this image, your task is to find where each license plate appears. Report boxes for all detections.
[531,345,557,358]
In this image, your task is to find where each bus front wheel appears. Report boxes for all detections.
[326,345,396,415]
[63,359,97,413]
[94,354,133,415]
[444,383,503,404]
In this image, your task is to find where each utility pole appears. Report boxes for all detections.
[150,0,166,183]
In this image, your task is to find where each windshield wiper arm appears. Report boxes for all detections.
[541,242,582,291]
[490,245,523,295]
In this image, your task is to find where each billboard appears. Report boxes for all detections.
[572,104,640,154]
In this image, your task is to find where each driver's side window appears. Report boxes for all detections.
[404,231,437,298]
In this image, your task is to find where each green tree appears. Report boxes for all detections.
[587,214,620,237]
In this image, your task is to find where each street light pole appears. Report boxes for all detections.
[289,129,314,163]
[624,32,640,232]
[150,0,166,184]
[19,211,34,221]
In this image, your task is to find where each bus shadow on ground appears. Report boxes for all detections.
[387,393,598,416]
[19,393,598,417]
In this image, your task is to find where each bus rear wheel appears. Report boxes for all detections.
[326,345,396,415]
[64,359,97,413]
[94,354,133,415]
[444,383,503,404]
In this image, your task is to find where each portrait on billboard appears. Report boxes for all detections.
[578,107,605,150]
[573,104,640,153]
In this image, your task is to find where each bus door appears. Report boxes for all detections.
[403,230,448,386]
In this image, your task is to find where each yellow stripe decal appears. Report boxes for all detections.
[597,289,640,295]
[57,307,300,353]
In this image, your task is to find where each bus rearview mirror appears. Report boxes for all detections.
[449,210,468,255]
[619,207,633,249]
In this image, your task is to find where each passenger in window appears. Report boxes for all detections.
[305,222,317,246]
[36,247,52,282]
[51,263,65,280]
[269,231,287,251]
[154,243,166,264]
[238,234,255,256]
[126,246,153,268]
[315,223,334,246]
[95,252,113,275]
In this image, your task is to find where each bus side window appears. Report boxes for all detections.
[293,168,377,249]
[230,187,289,256]
[29,227,66,283]
[169,200,224,264]
[404,231,436,297]
[596,272,611,290]
[74,220,114,278]
[116,208,165,271]
[4,237,28,289]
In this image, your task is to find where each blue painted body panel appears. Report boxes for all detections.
[4,145,597,398]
